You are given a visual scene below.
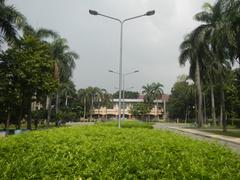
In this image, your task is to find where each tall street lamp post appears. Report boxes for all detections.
[109,69,139,121]
[90,9,155,128]
[122,70,139,120]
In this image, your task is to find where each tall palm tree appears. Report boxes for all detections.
[194,1,234,131]
[179,33,204,128]
[59,80,76,107]
[152,82,164,119]
[100,89,112,120]
[78,89,89,119]
[0,0,26,47]
[51,38,79,115]
[85,87,102,121]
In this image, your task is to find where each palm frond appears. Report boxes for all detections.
[195,11,213,23]
[36,28,59,39]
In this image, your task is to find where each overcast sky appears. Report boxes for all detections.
[9,0,214,94]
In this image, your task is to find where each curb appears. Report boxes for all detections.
[168,127,240,145]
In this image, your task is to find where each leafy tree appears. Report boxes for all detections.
[21,24,60,127]
[167,79,195,122]
[113,91,139,99]
[0,35,57,129]
[129,103,150,120]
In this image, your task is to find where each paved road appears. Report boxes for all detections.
[153,123,240,154]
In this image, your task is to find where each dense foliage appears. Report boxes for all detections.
[113,90,140,99]
[129,103,151,120]
[179,0,240,131]
[0,0,79,129]
[167,76,195,122]
[98,120,153,129]
[0,125,239,179]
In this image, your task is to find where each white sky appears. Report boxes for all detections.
[9,0,215,94]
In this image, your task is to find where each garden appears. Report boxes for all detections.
[0,121,239,179]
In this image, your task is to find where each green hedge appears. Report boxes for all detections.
[97,120,153,129]
[0,126,239,179]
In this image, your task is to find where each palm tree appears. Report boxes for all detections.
[51,38,79,115]
[100,89,112,120]
[142,84,155,108]
[0,0,26,47]
[152,82,164,120]
[194,1,234,131]
[59,80,76,107]
[23,25,59,40]
[142,84,155,120]
[85,87,102,121]
[78,89,89,120]
[179,33,204,128]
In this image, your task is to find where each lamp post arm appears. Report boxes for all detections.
[124,71,139,77]
[123,14,146,23]
[98,13,122,23]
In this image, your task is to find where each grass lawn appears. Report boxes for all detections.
[0,121,239,179]
[201,129,240,138]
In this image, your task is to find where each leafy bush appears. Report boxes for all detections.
[61,111,78,122]
[228,118,240,128]
[31,109,47,120]
[98,120,153,129]
[0,126,239,179]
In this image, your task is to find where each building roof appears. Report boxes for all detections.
[113,99,143,103]
[138,94,169,101]
[112,94,169,103]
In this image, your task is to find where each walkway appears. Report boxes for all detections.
[153,123,240,154]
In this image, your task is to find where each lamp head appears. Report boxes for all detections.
[89,10,98,15]
[146,10,155,16]
[108,70,114,73]
[134,70,139,73]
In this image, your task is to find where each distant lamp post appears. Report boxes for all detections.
[90,9,155,128]
[109,69,139,120]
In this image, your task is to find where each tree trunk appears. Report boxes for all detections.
[56,91,59,114]
[46,96,52,128]
[185,106,188,124]
[83,97,86,119]
[5,110,11,130]
[196,59,204,128]
[163,100,166,121]
[195,88,198,125]
[17,99,25,130]
[90,96,93,120]
[220,79,227,132]
[210,82,216,126]
[98,100,100,120]
[65,95,68,107]
[203,93,207,124]
[27,97,32,130]
[220,105,223,126]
